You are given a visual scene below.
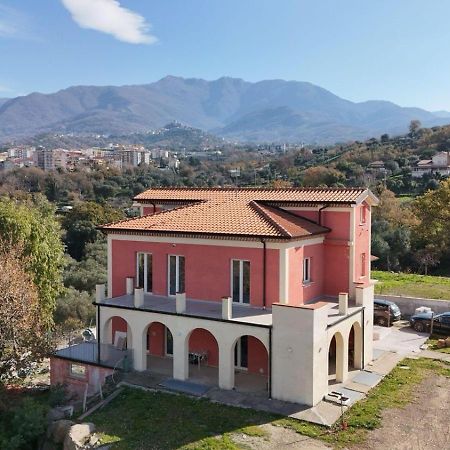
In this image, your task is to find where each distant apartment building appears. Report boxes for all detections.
[120,148,151,167]
[412,151,450,178]
[36,146,55,171]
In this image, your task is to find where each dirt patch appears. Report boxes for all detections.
[231,423,330,449]
[353,373,450,450]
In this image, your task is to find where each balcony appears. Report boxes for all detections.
[53,341,133,370]
[97,291,273,327]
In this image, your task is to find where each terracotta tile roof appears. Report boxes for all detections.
[133,187,370,204]
[102,187,377,240]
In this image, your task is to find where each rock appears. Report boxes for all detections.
[47,407,66,422]
[47,419,75,443]
[89,433,100,446]
[445,337,450,347]
[47,405,74,423]
[437,339,446,348]
[64,423,96,450]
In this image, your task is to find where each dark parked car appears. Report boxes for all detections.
[374,299,401,326]
[409,311,450,334]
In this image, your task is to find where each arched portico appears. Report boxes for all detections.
[102,315,133,349]
[328,331,347,384]
[348,321,363,371]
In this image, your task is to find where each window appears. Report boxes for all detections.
[137,253,152,292]
[234,336,248,369]
[360,206,367,224]
[70,364,86,378]
[361,253,367,277]
[231,260,250,304]
[165,328,173,356]
[303,257,311,283]
[168,255,185,295]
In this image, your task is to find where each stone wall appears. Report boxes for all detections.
[376,295,450,317]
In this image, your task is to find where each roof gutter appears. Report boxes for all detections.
[318,205,330,226]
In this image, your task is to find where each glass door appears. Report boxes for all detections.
[168,255,185,295]
[231,260,250,303]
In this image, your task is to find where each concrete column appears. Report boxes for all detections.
[101,314,112,345]
[339,292,348,316]
[126,277,134,295]
[218,340,234,390]
[353,325,363,370]
[336,334,349,383]
[96,284,105,303]
[356,283,374,366]
[279,248,289,304]
[176,292,186,314]
[134,288,144,308]
[132,323,146,372]
[173,333,189,381]
[221,296,232,320]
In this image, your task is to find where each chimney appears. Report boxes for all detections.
[222,296,232,320]
[339,292,348,316]
[176,292,186,314]
[126,277,134,295]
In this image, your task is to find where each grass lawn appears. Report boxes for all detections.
[90,358,450,449]
[426,335,450,354]
[373,270,450,300]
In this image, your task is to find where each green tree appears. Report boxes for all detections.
[0,195,64,329]
[411,179,450,267]
[62,201,123,260]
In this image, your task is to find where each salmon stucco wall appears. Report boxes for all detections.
[147,322,166,356]
[188,329,219,366]
[50,357,113,400]
[111,239,279,307]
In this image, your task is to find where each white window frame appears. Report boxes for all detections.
[136,252,152,293]
[168,255,185,296]
[303,257,311,284]
[231,259,250,304]
[69,363,86,378]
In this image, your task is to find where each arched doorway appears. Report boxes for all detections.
[348,322,363,371]
[328,331,345,384]
[145,322,174,377]
[187,328,219,386]
[233,335,269,394]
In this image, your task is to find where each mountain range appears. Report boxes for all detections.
[0,76,448,144]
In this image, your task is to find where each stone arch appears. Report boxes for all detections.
[328,331,345,384]
[102,315,133,349]
[232,334,269,394]
[142,321,175,375]
[348,321,363,370]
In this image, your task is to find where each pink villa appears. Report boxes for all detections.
[51,187,378,407]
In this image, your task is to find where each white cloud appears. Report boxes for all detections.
[61,0,157,44]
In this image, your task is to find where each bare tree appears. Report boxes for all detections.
[0,242,52,382]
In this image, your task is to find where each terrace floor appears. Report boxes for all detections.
[101,293,273,326]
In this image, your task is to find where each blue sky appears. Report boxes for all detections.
[0,0,448,110]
